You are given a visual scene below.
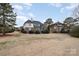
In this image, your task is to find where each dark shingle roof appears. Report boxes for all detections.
[54,22,63,25]
[23,20,43,26]
[33,21,42,25]
[23,20,33,25]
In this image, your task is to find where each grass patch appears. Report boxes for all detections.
[0,41,16,50]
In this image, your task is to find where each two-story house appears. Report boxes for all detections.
[23,20,43,33]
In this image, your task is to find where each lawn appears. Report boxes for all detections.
[0,31,79,56]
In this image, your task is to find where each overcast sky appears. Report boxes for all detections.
[11,3,79,26]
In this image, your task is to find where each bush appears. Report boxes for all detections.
[15,27,20,31]
[35,30,40,34]
[69,25,79,37]
[61,28,70,33]
[29,30,34,34]
[20,27,27,33]
[41,29,49,34]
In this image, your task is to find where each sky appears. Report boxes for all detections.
[11,3,79,27]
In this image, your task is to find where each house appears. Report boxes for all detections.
[23,20,34,33]
[23,20,43,33]
[33,21,43,33]
[49,22,63,33]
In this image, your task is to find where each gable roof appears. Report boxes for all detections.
[54,22,63,25]
[49,22,63,27]
[33,21,42,25]
[23,20,43,26]
[23,20,33,25]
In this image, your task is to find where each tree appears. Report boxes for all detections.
[70,25,79,37]
[45,18,53,24]
[69,5,79,37]
[72,5,79,25]
[64,17,74,24]
[43,18,53,33]
[73,5,79,18]
[63,17,74,33]
[0,3,16,35]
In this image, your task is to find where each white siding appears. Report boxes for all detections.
[24,23,34,28]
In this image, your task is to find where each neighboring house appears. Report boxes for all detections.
[23,20,34,33]
[23,20,43,33]
[74,17,79,26]
[49,22,63,33]
[33,21,43,33]
[23,19,78,33]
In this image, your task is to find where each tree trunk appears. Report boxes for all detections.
[2,16,6,36]
[2,5,6,36]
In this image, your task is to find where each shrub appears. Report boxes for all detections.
[61,28,70,33]
[15,27,20,31]
[41,29,49,34]
[69,25,79,37]
[20,27,27,33]
[35,30,40,34]
[29,30,34,34]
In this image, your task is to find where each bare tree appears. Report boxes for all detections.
[73,5,79,18]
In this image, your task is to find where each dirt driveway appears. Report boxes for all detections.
[0,32,79,56]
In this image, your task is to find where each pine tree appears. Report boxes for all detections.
[0,3,16,35]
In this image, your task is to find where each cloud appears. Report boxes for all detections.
[21,3,32,10]
[16,16,28,20]
[12,4,23,11]
[11,3,33,26]
[28,12,36,18]
[65,3,79,10]
[16,16,28,26]
[60,3,79,14]
[12,3,33,16]
[49,3,79,14]
[12,7,26,16]
[12,3,32,12]
[49,3,62,8]
[23,3,32,6]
